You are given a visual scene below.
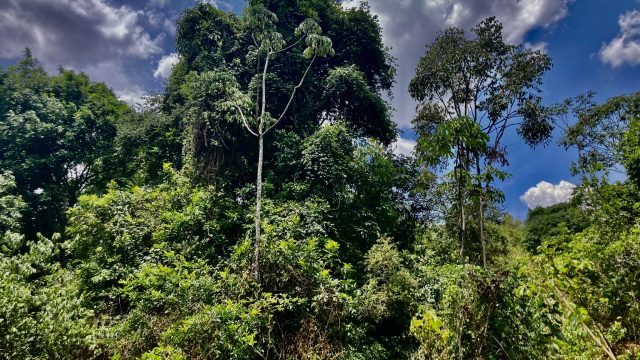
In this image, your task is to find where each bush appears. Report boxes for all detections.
[65,167,242,307]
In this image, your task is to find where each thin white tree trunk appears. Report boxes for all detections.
[246,48,316,282]
[253,52,270,281]
[254,130,264,281]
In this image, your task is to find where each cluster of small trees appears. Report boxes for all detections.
[0,1,639,359]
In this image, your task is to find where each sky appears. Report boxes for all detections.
[1,0,640,218]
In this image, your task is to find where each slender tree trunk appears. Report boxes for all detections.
[254,129,264,281]
[248,47,316,282]
[253,52,270,282]
[476,155,487,268]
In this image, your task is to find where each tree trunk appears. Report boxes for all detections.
[254,130,264,282]
[248,49,316,283]
[252,52,270,283]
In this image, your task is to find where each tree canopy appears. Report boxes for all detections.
[1,4,640,359]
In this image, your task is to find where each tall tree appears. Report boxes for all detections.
[232,6,333,280]
[0,51,128,237]
[409,18,555,266]
[168,1,396,188]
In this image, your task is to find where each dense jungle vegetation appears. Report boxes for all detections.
[1,1,639,359]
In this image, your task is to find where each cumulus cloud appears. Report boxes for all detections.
[0,0,165,105]
[392,137,417,157]
[342,0,570,129]
[115,87,147,106]
[154,52,179,79]
[600,10,640,67]
[0,0,162,65]
[520,180,576,208]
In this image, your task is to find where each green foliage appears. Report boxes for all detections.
[268,123,421,263]
[323,65,395,144]
[539,226,640,346]
[302,122,354,192]
[410,16,557,268]
[113,97,183,185]
[66,166,242,306]
[179,69,250,181]
[95,248,265,359]
[0,233,95,359]
[0,51,129,237]
[410,17,555,155]
[622,108,640,187]
[174,3,239,74]
[356,238,418,358]
[157,300,268,359]
[524,202,588,252]
[167,0,395,189]
[1,7,640,360]
[560,91,640,178]
[0,171,96,358]
[0,172,25,239]
[416,116,488,169]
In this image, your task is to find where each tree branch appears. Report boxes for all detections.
[274,35,305,54]
[235,104,258,137]
[265,54,316,134]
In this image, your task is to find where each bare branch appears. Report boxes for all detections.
[235,104,258,137]
[265,54,316,134]
[274,35,305,54]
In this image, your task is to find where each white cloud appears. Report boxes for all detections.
[342,0,570,129]
[600,10,640,67]
[0,0,162,63]
[0,0,164,104]
[81,61,148,106]
[154,52,179,79]
[524,41,548,53]
[520,180,576,208]
[116,87,147,106]
[163,18,177,35]
[497,0,569,44]
[202,0,232,10]
[148,0,170,8]
[392,137,417,157]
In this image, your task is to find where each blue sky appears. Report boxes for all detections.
[1,0,639,218]
[500,0,640,218]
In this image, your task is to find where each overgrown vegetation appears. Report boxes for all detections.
[1,1,639,359]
